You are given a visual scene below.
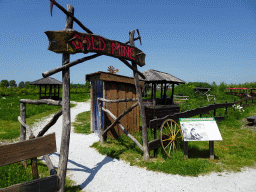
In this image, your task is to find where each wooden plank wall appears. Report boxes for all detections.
[104,81,139,138]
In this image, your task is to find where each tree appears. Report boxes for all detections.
[18,81,25,88]
[0,80,9,88]
[9,80,17,87]
[25,81,31,87]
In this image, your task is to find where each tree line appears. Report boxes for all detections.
[0,80,91,89]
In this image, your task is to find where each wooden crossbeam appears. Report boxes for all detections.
[101,107,144,151]
[98,98,138,103]
[19,99,62,106]
[102,101,139,135]
[0,133,56,166]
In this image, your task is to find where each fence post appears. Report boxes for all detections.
[20,102,27,169]
[214,103,216,117]
[200,105,202,118]
[225,101,228,115]
[98,99,104,144]
[29,135,39,179]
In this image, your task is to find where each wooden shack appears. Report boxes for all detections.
[29,77,62,100]
[139,69,186,127]
[86,71,145,138]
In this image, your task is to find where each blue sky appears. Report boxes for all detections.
[1,0,256,86]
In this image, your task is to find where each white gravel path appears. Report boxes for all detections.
[29,100,256,192]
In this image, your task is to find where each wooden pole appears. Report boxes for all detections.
[58,4,74,192]
[170,84,174,105]
[20,102,27,169]
[151,83,153,102]
[209,141,214,160]
[153,83,156,106]
[129,30,149,161]
[98,99,104,144]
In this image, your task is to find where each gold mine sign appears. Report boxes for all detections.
[45,30,146,66]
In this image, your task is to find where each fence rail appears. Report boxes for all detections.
[0,133,59,192]
[148,97,256,154]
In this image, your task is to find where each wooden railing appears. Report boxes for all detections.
[148,97,256,153]
[0,133,59,192]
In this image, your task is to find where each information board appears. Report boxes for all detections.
[179,117,222,141]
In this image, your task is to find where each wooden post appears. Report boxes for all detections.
[58,4,74,192]
[153,83,156,106]
[209,141,214,160]
[170,84,174,104]
[29,135,39,179]
[20,102,27,169]
[45,85,47,97]
[129,30,149,161]
[151,83,153,101]
[160,82,163,99]
[214,103,216,116]
[39,85,41,99]
[164,83,167,105]
[183,141,188,160]
[98,99,104,144]
[225,101,228,115]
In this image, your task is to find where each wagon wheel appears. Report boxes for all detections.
[160,119,183,158]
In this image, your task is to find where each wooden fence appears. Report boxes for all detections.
[0,133,59,192]
[0,98,63,191]
[148,96,256,156]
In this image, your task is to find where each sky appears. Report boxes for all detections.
[1,0,256,86]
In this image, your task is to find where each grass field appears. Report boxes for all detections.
[0,92,90,191]
[1,82,256,190]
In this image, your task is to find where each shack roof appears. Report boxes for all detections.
[86,71,144,87]
[29,77,62,85]
[138,69,186,84]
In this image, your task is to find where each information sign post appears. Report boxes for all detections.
[180,117,222,160]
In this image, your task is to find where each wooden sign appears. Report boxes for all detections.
[179,117,222,141]
[45,30,146,67]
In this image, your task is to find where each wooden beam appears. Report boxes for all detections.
[129,30,149,161]
[98,98,138,103]
[37,109,62,137]
[19,99,62,106]
[0,175,59,192]
[42,53,101,78]
[57,5,73,192]
[102,102,139,135]
[0,133,56,166]
[101,107,144,151]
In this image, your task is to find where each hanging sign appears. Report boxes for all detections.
[45,30,145,66]
[179,117,222,141]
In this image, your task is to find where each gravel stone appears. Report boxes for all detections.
[29,100,256,192]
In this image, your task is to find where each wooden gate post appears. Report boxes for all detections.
[20,102,27,169]
[58,4,74,192]
[129,30,149,161]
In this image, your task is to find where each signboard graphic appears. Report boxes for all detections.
[45,30,146,66]
[179,118,222,141]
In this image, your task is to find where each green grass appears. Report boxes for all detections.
[72,111,91,134]
[0,92,90,191]
[89,84,256,177]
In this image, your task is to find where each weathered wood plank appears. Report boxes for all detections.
[0,133,56,166]
[45,30,146,66]
[98,97,138,103]
[19,99,62,106]
[0,175,59,192]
